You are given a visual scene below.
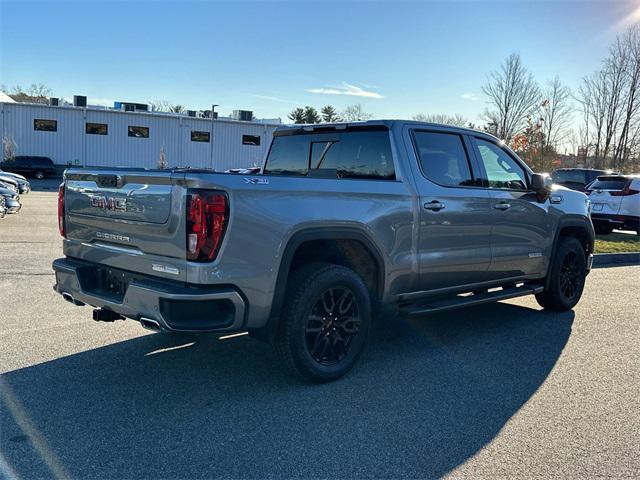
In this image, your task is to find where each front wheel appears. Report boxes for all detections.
[273,262,371,383]
[34,171,45,180]
[536,237,587,311]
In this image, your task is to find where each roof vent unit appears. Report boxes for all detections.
[116,102,149,112]
[201,110,211,118]
[74,95,87,107]
[187,110,196,117]
[50,97,59,106]
[232,110,253,122]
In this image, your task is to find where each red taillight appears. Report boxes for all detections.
[609,180,639,196]
[610,187,639,196]
[57,184,65,237]
[186,190,228,262]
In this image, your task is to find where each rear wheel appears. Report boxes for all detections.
[273,262,371,383]
[536,237,587,311]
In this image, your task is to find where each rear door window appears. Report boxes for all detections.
[412,131,475,187]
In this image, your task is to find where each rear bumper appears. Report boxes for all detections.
[53,257,247,333]
[591,213,639,230]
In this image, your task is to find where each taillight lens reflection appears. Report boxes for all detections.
[186,190,228,262]
[58,184,65,237]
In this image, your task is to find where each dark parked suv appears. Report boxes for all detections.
[2,156,56,179]
[551,168,615,192]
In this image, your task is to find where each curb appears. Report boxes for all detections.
[593,252,640,268]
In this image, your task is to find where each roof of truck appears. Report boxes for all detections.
[274,119,498,140]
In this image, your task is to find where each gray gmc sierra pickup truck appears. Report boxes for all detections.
[53,120,594,382]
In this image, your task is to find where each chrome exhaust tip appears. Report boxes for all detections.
[62,292,85,306]
[140,317,162,332]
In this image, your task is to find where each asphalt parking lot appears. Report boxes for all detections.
[1,186,639,479]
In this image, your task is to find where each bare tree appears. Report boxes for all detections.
[149,100,173,112]
[3,83,52,104]
[577,25,640,171]
[412,113,468,127]
[3,136,17,162]
[577,70,608,167]
[341,104,373,122]
[613,26,640,170]
[482,53,541,143]
[539,76,573,157]
[158,146,168,169]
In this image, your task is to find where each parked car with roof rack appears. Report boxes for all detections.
[587,174,640,235]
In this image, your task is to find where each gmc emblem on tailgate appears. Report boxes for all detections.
[90,196,127,211]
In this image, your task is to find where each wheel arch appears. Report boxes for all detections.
[546,215,594,289]
[258,227,386,341]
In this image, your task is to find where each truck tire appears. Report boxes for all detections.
[273,262,371,383]
[535,236,587,311]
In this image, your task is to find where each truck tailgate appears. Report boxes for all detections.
[63,169,188,281]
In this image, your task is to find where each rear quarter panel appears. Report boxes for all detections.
[183,172,416,328]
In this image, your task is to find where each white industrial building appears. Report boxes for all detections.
[0,101,280,171]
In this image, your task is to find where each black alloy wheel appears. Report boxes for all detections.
[559,250,581,301]
[273,262,371,383]
[305,287,361,366]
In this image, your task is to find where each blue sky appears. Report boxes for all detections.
[1,0,638,123]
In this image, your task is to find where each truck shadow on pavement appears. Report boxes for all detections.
[1,302,573,479]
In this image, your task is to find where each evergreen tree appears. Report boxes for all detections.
[321,105,341,122]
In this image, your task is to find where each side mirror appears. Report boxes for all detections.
[531,173,553,196]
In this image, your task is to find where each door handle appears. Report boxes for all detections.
[424,201,445,211]
[494,202,511,210]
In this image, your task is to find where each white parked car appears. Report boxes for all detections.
[587,174,640,235]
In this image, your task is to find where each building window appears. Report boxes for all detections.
[191,131,210,142]
[86,123,108,135]
[128,126,149,138]
[34,119,57,132]
[242,134,261,146]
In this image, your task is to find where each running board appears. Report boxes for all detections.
[400,285,544,317]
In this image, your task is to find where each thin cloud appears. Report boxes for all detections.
[460,93,480,101]
[250,94,296,104]
[306,82,384,99]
